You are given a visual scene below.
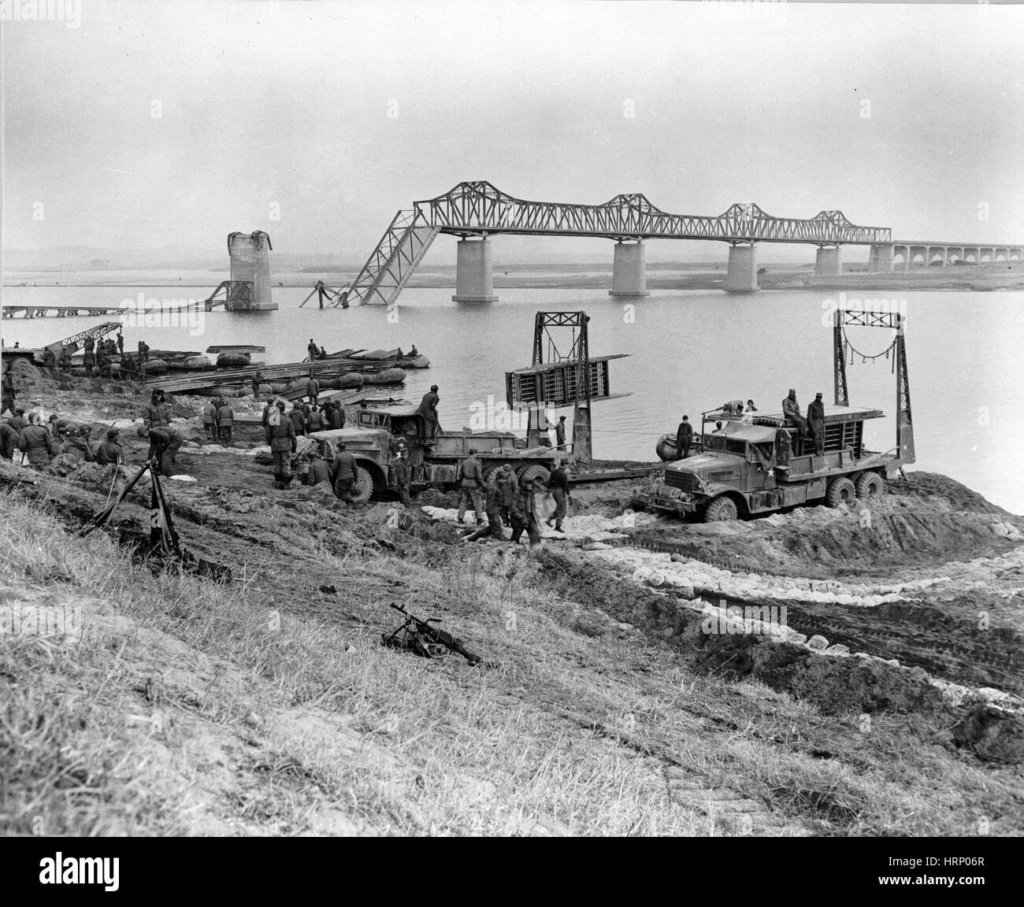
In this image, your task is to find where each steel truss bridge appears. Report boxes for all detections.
[335,181,893,307]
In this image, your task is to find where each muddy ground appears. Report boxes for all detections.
[4,361,1024,766]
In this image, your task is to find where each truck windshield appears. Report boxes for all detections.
[705,434,747,456]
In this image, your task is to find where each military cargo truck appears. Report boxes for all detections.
[308,404,555,502]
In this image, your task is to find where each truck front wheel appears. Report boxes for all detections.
[350,465,378,504]
[825,476,856,508]
[703,497,738,522]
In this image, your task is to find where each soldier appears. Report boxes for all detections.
[97,349,111,378]
[328,400,345,430]
[306,374,320,405]
[138,339,150,362]
[307,404,324,433]
[83,348,96,377]
[510,475,546,547]
[546,462,571,533]
[217,399,235,442]
[122,354,138,381]
[288,401,306,436]
[142,389,180,476]
[42,347,56,369]
[331,441,358,503]
[265,400,297,489]
[59,346,72,372]
[463,481,508,542]
[19,413,56,468]
[808,392,826,456]
[117,332,125,356]
[84,337,95,355]
[675,415,693,460]
[0,418,19,460]
[417,384,440,442]
[394,446,412,507]
[95,429,123,466]
[307,338,318,361]
[782,389,809,439]
[251,370,263,398]
[202,400,218,440]
[7,408,28,433]
[493,463,518,530]
[555,415,567,451]
[456,448,485,525]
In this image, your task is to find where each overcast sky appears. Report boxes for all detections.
[3,0,1023,262]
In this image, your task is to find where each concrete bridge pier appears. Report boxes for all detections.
[869,243,894,272]
[452,237,498,303]
[609,241,650,297]
[725,243,758,293]
[815,245,843,277]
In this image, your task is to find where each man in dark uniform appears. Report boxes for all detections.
[19,413,56,468]
[96,429,123,466]
[675,415,693,460]
[546,462,571,533]
[510,475,546,548]
[394,447,412,507]
[289,401,306,436]
[306,375,320,405]
[83,348,96,377]
[117,333,125,356]
[265,400,297,489]
[417,384,440,442]
[331,442,358,503]
[59,346,72,372]
[782,389,809,439]
[142,389,180,476]
[252,370,263,398]
[555,415,567,451]
[456,448,485,524]
[808,392,826,456]
[7,408,28,433]
[0,419,19,460]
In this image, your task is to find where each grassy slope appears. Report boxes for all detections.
[1,493,1021,837]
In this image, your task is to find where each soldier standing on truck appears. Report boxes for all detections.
[675,415,693,460]
[808,392,826,455]
[783,389,809,439]
[456,448,486,524]
[555,415,567,451]
[417,385,440,442]
[331,442,358,503]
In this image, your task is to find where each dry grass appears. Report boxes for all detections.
[1,492,1020,836]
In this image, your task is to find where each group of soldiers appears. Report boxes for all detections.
[457,449,572,548]
[39,334,151,381]
[1,406,123,468]
[673,390,827,460]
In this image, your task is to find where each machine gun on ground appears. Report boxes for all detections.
[381,602,482,665]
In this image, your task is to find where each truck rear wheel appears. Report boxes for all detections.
[703,496,738,522]
[350,465,378,504]
[855,471,885,499]
[516,464,550,487]
[825,476,856,508]
[481,464,503,490]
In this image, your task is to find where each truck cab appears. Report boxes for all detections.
[641,402,908,522]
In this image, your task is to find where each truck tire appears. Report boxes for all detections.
[825,476,856,508]
[855,471,885,499]
[703,496,738,522]
[350,465,378,504]
[516,463,550,487]
[481,464,503,490]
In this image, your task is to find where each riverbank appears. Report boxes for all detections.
[2,363,1023,835]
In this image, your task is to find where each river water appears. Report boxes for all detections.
[3,281,1022,514]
